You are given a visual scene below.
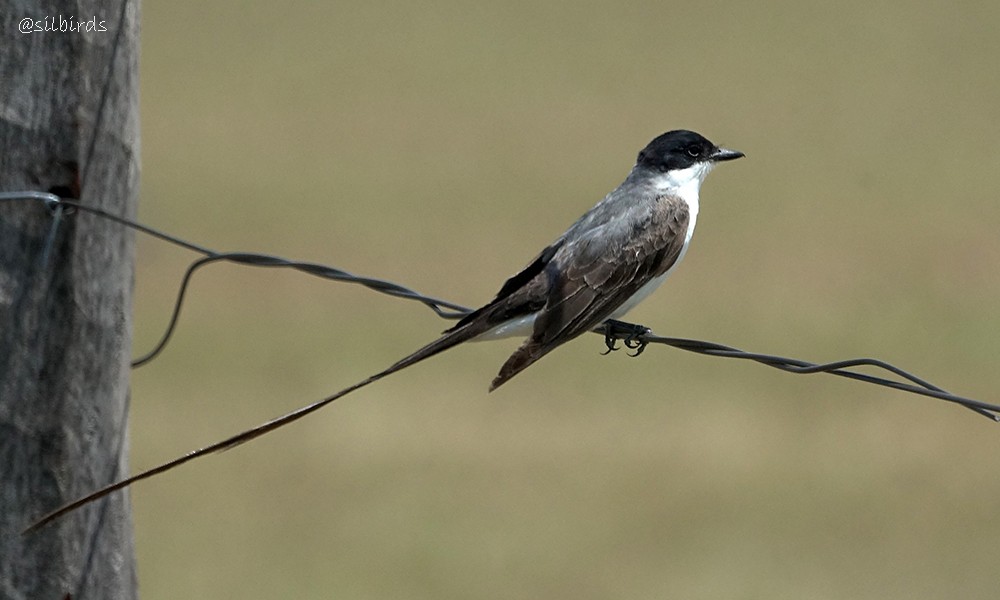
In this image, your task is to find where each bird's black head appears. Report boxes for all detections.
[636,130,744,172]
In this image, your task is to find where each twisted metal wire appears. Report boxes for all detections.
[3,190,997,423]
[7,189,999,532]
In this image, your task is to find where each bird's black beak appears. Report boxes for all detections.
[709,147,745,162]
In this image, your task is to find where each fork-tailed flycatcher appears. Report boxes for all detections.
[27,129,743,531]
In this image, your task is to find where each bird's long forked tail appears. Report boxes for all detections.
[24,323,487,534]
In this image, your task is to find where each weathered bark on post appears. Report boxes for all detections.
[0,1,140,598]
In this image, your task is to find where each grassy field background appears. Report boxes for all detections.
[132,2,1000,598]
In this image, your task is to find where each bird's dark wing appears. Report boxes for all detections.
[491,195,691,389]
[445,239,564,334]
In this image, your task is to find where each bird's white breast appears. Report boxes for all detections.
[609,185,699,319]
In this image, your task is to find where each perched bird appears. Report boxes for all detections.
[27,129,743,531]
[385,129,744,390]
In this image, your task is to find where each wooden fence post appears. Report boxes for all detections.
[1,1,140,597]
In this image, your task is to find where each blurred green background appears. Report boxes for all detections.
[132,1,1000,598]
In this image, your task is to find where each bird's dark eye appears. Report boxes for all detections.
[685,146,701,158]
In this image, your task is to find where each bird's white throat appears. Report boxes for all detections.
[650,161,714,203]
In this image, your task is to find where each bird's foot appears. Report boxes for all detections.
[601,319,651,357]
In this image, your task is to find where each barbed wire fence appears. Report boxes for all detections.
[3,189,998,531]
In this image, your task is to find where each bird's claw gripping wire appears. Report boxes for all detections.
[601,319,652,357]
